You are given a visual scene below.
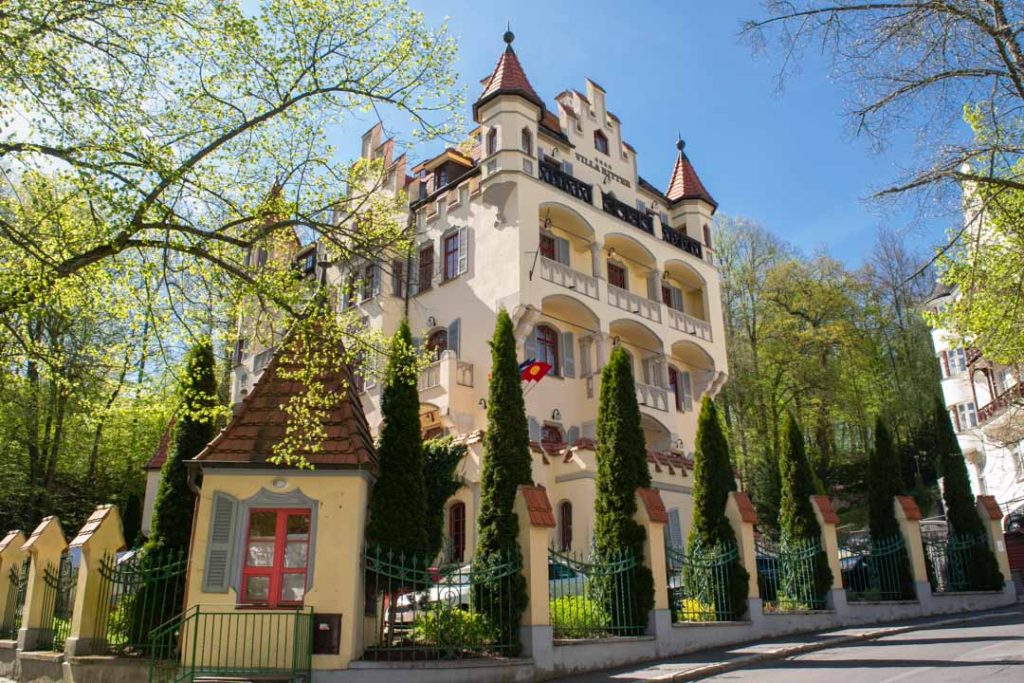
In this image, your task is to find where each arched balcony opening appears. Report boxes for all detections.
[670,340,717,405]
[663,258,711,341]
[537,203,600,298]
[642,414,672,453]
[603,233,661,324]
[611,318,670,413]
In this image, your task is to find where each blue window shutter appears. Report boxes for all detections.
[578,337,591,376]
[203,492,238,593]
[528,417,541,441]
[561,332,575,378]
[680,371,693,411]
[524,329,537,363]
[562,161,573,175]
[646,271,659,300]
[448,318,461,358]
[458,227,469,275]
[371,264,381,297]
[408,254,419,295]
[566,425,580,445]
[671,287,684,312]
[668,508,683,549]
[555,238,570,266]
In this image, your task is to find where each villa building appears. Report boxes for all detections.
[225,31,728,561]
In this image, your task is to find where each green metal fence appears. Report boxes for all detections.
[0,559,29,638]
[755,536,827,611]
[548,548,645,639]
[148,605,313,683]
[93,548,188,655]
[839,533,912,601]
[922,529,990,593]
[666,541,742,622]
[39,554,76,651]
[362,544,522,660]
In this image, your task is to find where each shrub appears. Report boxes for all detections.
[549,595,610,638]
[676,598,718,623]
[411,606,495,652]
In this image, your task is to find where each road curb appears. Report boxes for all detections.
[661,609,1018,682]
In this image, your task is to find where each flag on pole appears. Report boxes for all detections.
[519,359,552,383]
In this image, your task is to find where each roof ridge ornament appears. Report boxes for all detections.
[504,22,515,46]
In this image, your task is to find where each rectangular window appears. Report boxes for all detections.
[443,232,459,281]
[361,264,377,301]
[418,245,434,293]
[661,285,672,308]
[607,262,627,290]
[391,258,405,298]
[241,509,310,607]
[234,338,246,364]
[948,348,968,374]
[956,402,978,429]
[540,234,556,261]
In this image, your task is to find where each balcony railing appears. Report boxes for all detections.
[636,382,669,412]
[418,361,441,391]
[608,283,662,324]
[601,193,654,235]
[539,256,599,299]
[977,381,1024,424]
[667,308,713,342]
[418,354,474,392]
[661,226,703,260]
[539,164,594,204]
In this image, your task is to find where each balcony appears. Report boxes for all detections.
[601,193,654,235]
[539,164,594,204]
[661,226,703,260]
[977,381,1023,424]
[608,283,662,324]
[418,353,474,393]
[538,256,599,299]
[636,382,669,412]
[667,308,713,342]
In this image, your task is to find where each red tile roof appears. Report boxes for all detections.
[665,140,717,209]
[637,488,669,524]
[811,495,840,525]
[520,485,556,528]
[475,37,543,116]
[144,418,176,471]
[895,496,922,521]
[69,505,122,550]
[978,495,1003,521]
[194,336,377,470]
[731,491,758,524]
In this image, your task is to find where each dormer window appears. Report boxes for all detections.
[521,128,533,156]
[486,128,498,155]
[594,130,609,155]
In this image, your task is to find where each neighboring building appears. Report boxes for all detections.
[140,418,175,538]
[225,31,727,560]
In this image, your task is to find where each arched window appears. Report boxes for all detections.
[558,501,573,551]
[427,329,448,360]
[541,424,563,446]
[521,128,533,156]
[703,224,713,249]
[594,130,609,155]
[448,502,466,563]
[536,325,560,376]
[486,128,498,155]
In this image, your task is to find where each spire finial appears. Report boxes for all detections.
[676,133,685,153]
[503,23,515,46]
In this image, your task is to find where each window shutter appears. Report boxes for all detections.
[524,329,537,363]
[566,425,580,444]
[581,421,596,440]
[408,254,419,295]
[671,287,684,312]
[660,212,670,228]
[939,351,950,378]
[561,331,575,378]
[370,264,381,297]
[636,199,647,214]
[448,318,461,358]
[578,337,592,376]
[562,161,574,175]
[411,336,421,352]
[680,371,693,411]
[391,259,404,297]
[528,417,541,441]
[668,509,683,549]
[458,227,469,275]
[646,271,659,301]
[555,237,571,266]
[950,408,960,432]
[203,492,238,593]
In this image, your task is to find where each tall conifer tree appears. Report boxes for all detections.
[867,417,904,541]
[593,345,654,631]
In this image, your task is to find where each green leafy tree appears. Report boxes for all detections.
[473,309,530,651]
[777,413,832,606]
[422,437,465,562]
[366,319,428,555]
[148,340,217,553]
[593,345,655,632]
[933,401,1004,591]
[687,396,749,619]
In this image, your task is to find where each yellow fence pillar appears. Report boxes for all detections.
[0,531,28,638]
[893,496,929,596]
[634,489,669,612]
[810,495,846,611]
[18,517,67,651]
[724,491,759,602]
[65,505,126,656]
[976,495,1012,586]
[514,485,555,668]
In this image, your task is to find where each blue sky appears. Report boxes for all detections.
[340,0,957,266]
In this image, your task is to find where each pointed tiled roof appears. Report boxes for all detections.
[194,334,377,470]
[474,30,543,117]
[144,417,176,471]
[665,138,717,209]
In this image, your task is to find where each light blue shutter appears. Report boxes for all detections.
[566,426,580,445]
[671,287,684,312]
[680,371,693,411]
[660,212,670,229]
[448,318,461,358]
[668,509,683,549]
[561,331,575,378]
[578,337,592,376]
[636,199,647,213]
[528,417,541,441]
[408,254,419,295]
[371,264,381,297]
[581,421,596,440]
[555,238,570,266]
[562,161,574,175]
[641,357,653,385]
[647,271,659,301]
[458,227,469,275]
[524,329,537,363]
[203,492,238,593]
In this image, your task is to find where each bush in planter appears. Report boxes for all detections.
[549,595,610,638]
[411,605,495,652]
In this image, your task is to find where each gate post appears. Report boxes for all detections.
[810,496,846,611]
[893,496,930,604]
[64,505,126,656]
[724,491,760,617]
[635,488,669,635]
[976,495,1013,591]
[18,517,67,651]
[0,532,27,639]
[514,485,555,671]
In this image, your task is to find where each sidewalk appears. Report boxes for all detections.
[552,604,1024,682]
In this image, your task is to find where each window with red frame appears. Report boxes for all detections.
[607,262,626,290]
[539,234,556,261]
[448,503,466,563]
[443,233,459,281]
[241,509,311,607]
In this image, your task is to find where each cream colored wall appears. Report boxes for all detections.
[141,469,161,538]
[186,469,371,670]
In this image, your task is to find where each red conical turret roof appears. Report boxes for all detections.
[665,138,717,210]
[474,29,543,118]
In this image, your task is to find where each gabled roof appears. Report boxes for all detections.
[474,30,543,117]
[665,138,717,210]
[144,418,176,471]
[194,332,377,470]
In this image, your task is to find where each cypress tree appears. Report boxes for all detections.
[366,319,429,556]
[687,396,749,619]
[593,345,654,632]
[473,309,530,650]
[867,417,904,541]
[777,412,832,605]
[750,447,781,539]
[422,437,465,562]
[147,339,217,553]
[933,400,1003,590]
